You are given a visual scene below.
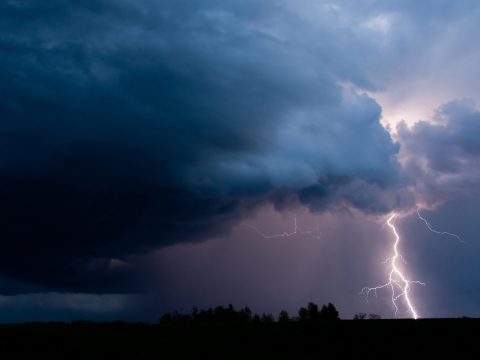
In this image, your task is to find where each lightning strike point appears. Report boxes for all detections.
[361,213,425,319]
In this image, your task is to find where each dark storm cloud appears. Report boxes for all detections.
[0,0,405,293]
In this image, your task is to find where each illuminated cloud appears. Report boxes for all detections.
[398,99,480,208]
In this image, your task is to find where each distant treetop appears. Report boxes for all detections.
[160,302,340,324]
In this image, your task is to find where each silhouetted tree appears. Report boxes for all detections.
[353,312,367,320]
[307,302,320,321]
[278,310,290,323]
[261,314,274,323]
[239,307,252,322]
[319,303,339,320]
[353,312,380,320]
[159,304,259,324]
[160,302,340,325]
[298,307,308,321]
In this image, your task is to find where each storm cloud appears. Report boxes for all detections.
[0,1,406,293]
[1,0,480,302]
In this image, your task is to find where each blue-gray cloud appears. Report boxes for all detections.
[3,0,480,301]
[0,1,407,294]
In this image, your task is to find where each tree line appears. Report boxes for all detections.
[160,302,340,324]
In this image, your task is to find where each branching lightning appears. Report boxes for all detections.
[245,216,320,239]
[246,216,299,238]
[362,213,425,319]
[246,208,460,320]
[417,209,463,242]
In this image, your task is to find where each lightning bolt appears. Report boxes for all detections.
[245,216,320,239]
[246,216,299,238]
[417,209,462,242]
[362,213,425,319]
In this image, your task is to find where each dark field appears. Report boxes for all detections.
[0,319,479,359]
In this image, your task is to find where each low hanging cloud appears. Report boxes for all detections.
[0,1,477,294]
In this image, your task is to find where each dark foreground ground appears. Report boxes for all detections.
[0,319,478,359]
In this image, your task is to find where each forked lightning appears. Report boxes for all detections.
[246,216,319,239]
[362,213,425,319]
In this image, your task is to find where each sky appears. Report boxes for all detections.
[1,0,480,321]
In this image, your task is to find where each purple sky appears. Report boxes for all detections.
[1,0,480,321]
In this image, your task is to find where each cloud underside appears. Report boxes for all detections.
[0,1,478,294]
